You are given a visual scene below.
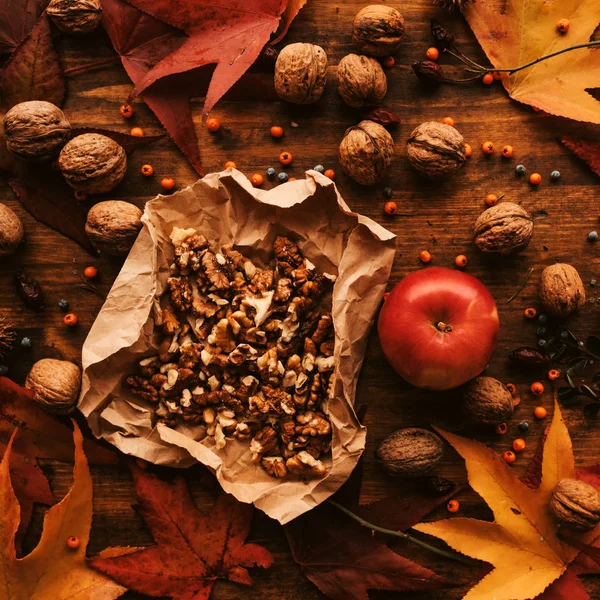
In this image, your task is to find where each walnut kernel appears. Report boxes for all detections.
[352,5,405,57]
[85,200,143,256]
[337,54,387,108]
[274,43,327,104]
[473,202,533,255]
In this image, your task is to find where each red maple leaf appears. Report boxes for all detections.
[0,0,48,56]
[561,137,600,178]
[89,463,274,599]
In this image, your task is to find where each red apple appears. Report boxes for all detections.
[378,267,499,390]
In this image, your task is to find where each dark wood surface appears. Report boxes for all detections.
[3,1,600,598]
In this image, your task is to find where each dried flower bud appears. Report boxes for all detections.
[412,60,444,85]
[430,18,455,49]
[362,107,401,128]
[14,271,44,310]
[508,347,551,367]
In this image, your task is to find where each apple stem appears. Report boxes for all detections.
[436,322,453,333]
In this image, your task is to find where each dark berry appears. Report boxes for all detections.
[518,421,529,432]
[536,326,547,337]
[538,314,548,325]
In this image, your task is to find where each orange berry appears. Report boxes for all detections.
[503,450,516,464]
[74,190,88,201]
[512,438,526,452]
[529,173,542,185]
[495,423,508,435]
[530,381,544,395]
[250,173,264,187]
[506,383,517,396]
[425,47,439,61]
[130,127,144,137]
[83,266,98,279]
[206,117,221,132]
[557,18,570,34]
[534,406,548,419]
[482,73,494,85]
[384,201,398,215]
[288,177,297,181]
[141,164,153,177]
[419,250,432,263]
[447,499,460,513]
[270,125,284,138]
[455,254,467,268]
[501,145,514,158]
[381,55,395,68]
[279,151,293,166]
[63,313,78,327]
[524,307,537,319]
[493,71,502,80]
[160,177,175,191]
[548,369,561,381]
[119,104,133,119]
[485,193,498,207]
[324,169,335,180]
[482,141,495,154]
[441,117,455,127]
[464,143,472,157]
[66,536,80,549]
[224,160,237,169]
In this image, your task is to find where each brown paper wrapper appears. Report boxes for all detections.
[79,170,395,523]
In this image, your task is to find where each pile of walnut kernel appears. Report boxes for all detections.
[126,229,337,479]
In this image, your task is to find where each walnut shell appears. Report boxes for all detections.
[406,121,465,178]
[59,133,127,194]
[0,204,23,256]
[3,101,71,161]
[463,376,514,426]
[47,0,102,34]
[274,43,327,104]
[473,202,533,255]
[540,264,585,318]
[352,5,405,57]
[337,54,387,108]
[338,119,394,185]
[550,478,600,530]
[85,200,143,256]
[375,428,444,477]
[25,358,81,414]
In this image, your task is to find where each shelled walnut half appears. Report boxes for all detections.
[125,232,338,479]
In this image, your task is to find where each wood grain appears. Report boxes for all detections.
[4,1,600,598]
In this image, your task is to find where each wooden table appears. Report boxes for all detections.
[2,1,600,598]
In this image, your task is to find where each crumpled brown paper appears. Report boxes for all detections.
[79,169,395,524]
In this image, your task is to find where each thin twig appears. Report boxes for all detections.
[445,48,486,71]
[507,268,534,304]
[64,56,121,76]
[328,500,473,566]
[77,283,105,299]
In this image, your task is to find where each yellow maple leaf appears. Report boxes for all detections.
[464,0,600,123]
[0,423,127,600]
[414,401,600,600]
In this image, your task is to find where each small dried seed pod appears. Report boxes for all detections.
[406,121,465,178]
[25,358,81,414]
[274,43,328,104]
[376,428,444,477]
[473,202,533,256]
[352,5,405,57]
[338,120,394,185]
[85,200,143,256]
[47,0,102,34]
[550,478,600,530]
[540,264,585,318]
[463,376,514,426]
[3,101,71,161]
[59,134,127,194]
[0,204,23,256]
[337,54,387,108]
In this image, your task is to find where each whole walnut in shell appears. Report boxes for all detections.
[376,428,444,477]
[0,204,23,256]
[473,202,533,256]
[550,478,600,530]
[352,5,405,57]
[59,133,127,194]
[406,121,465,178]
[85,200,143,256]
[47,0,102,34]
[540,263,585,318]
[339,120,394,185]
[3,101,71,161]
[25,358,81,415]
[463,376,514,426]
[337,54,387,107]
[274,43,327,104]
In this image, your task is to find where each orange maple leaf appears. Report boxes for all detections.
[414,401,600,600]
[464,0,600,123]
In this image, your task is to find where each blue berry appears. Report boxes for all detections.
[383,187,393,199]
[589,231,598,242]
[538,314,548,325]
[313,165,325,174]
[266,167,276,180]
[538,338,547,348]
[518,421,529,433]
[0,365,8,376]
[278,172,289,183]
[58,299,69,311]
[550,170,561,182]
[20,337,31,348]
[560,330,570,340]
[515,164,526,176]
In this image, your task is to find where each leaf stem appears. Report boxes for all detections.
[328,500,473,566]
[64,57,121,76]
[507,268,534,304]
[445,48,486,71]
